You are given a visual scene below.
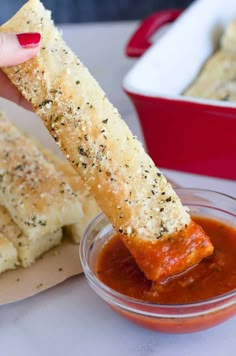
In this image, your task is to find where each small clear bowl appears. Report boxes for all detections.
[80,188,236,333]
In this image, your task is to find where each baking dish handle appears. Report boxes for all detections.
[126,9,183,57]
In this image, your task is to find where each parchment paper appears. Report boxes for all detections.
[0,238,83,305]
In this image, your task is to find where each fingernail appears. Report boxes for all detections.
[17,33,41,48]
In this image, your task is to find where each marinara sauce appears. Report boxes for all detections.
[97,217,236,304]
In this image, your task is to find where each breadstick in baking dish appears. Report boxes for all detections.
[0,0,214,281]
[221,20,236,54]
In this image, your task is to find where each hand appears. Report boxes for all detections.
[0,32,41,110]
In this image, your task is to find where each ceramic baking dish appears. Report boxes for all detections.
[123,0,236,180]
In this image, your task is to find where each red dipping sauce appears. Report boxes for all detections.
[97,217,236,305]
[80,189,236,333]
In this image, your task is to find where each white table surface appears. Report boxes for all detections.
[0,21,235,356]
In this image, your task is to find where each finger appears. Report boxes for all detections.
[0,69,33,110]
[0,32,41,67]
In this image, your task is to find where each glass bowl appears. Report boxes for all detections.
[79,188,236,333]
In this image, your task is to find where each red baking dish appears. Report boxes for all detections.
[123,0,236,180]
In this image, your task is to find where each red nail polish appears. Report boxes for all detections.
[17,33,41,48]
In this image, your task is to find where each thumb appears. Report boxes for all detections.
[0,32,41,67]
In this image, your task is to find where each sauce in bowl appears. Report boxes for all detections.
[97,217,236,304]
[80,189,236,333]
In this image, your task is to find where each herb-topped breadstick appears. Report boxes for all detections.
[0,113,82,241]
[0,0,213,281]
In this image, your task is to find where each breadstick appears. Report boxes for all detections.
[221,20,236,54]
[0,0,213,281]
[0,205,62,268]
[0,113,82,240]
[0,231,18,273]
[38,144,101,243]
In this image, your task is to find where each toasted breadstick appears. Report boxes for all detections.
[38,145,101,243]
[0,232,18,273]
[0,113,83,240]
[0,205,62,268]
[0,0,213,281]
[184,51,236,101]
[185,21,236,101]
[221,20,236,54]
